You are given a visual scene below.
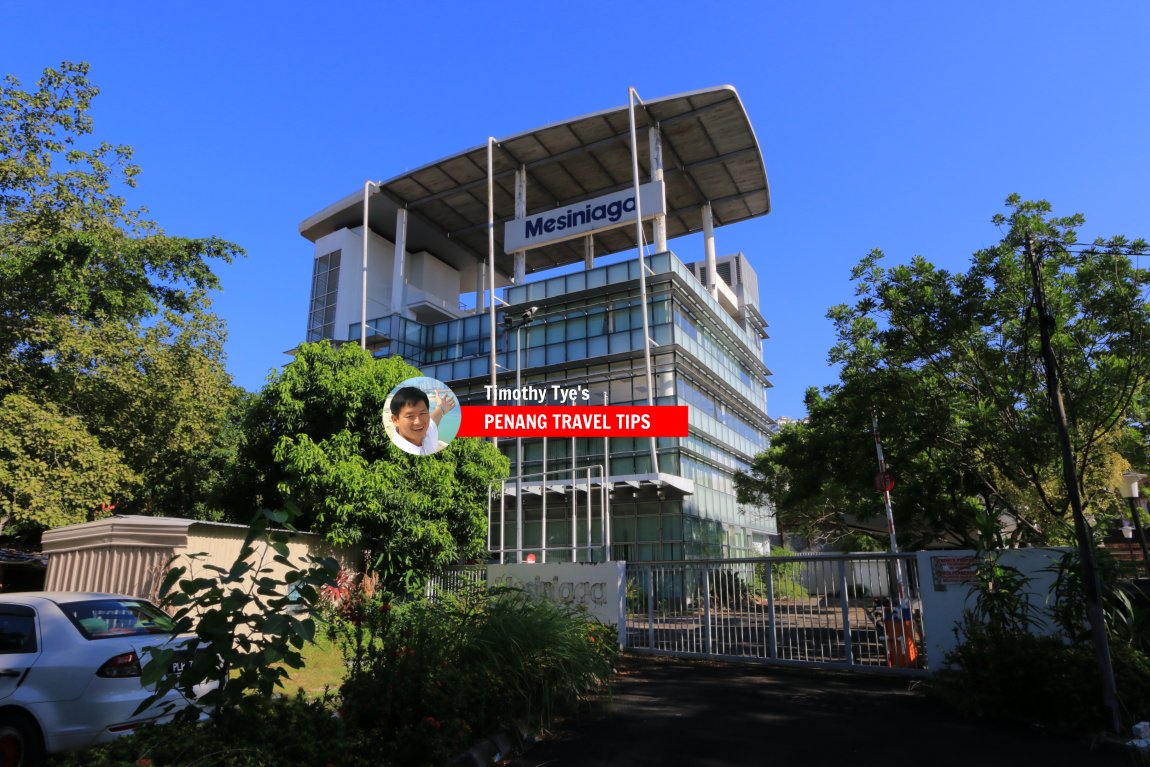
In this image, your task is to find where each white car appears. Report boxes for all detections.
[0,592,206,766]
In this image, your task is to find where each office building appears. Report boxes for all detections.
[299,86,776,562]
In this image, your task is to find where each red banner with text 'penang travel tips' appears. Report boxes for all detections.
[456,406,688,438]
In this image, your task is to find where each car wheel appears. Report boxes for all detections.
[0,715,44,767]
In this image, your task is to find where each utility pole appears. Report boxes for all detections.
[1024,232,1122,734]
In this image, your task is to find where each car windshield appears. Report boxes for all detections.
[60,599,178,639]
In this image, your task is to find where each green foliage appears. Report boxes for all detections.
[737,197,1150,548]
[757,547,811,600]
[137,507,339,721]
[961,554,1043,636]
[1046,549,1149,653]
[0,62,240,327]
[934,548,1150,731]
[331,584,616,767]
[0,61,243,529]
[935,624,1150,731]
[62,582,619,767]
[239,341,509,594]
[0,393,136,532]
[42,308,241,517]
[50,691,350,767]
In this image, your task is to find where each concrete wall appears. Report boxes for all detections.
[44,516,357,610]
[917,547,1071,670]
[406,250,460,314]
[315,230,464,332]
[314,227,397,339]
[488,561,627,646]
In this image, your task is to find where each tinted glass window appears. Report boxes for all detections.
[0,607,36,654]
[60,599,177,639]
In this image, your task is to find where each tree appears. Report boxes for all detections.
[0,394,137,534]
[0,62,243,531]
[41,306,241,517]
[0,62,239,346]
[738,197,1149,548]
[239,341,509,594]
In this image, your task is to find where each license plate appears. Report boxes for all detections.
[169,660,188,674]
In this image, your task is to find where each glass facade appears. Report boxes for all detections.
[357,250,777,562]
[306,250,341,342]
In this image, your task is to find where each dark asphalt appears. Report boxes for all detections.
[504,654,1138,767]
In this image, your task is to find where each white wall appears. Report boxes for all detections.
[406,250,462,317]
[488,561,627,647]
[313,227,397,341]
[312,231,465,334]
[917,547,1071,670]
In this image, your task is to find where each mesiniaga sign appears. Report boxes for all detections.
[488,561,627,646]
[503,181,665,253]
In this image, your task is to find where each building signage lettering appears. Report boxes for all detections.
[487,561,627,646]
[492,574,609,607]
[503,181,665,253]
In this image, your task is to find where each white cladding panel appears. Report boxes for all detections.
[316,228,397,341]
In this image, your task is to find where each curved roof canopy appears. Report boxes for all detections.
[300,85,770,278]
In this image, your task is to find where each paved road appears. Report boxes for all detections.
[504,654,1137,767]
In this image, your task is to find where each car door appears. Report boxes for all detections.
[0,604,41,700]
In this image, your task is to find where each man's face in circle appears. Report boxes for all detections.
[392,402,431,446]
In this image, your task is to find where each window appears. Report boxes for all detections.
[62,599,177,640]
[306,250,341,342]
[0,607,36,654]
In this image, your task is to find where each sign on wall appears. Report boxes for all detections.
[929,555,979,591]
[503,181,665,253]
[488,561,626,646]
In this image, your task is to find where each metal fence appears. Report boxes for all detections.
[424,565,486,601]
[624,553,928,675]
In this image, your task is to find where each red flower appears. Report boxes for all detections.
[381,603,392,612]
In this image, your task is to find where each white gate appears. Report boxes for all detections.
[624,553,928,675]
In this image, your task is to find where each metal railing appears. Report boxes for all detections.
[624,553,928,675]
[424,566,486,602]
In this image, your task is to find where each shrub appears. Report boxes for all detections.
[61,583,619,767]
[49,691,351,767]
[753,547,810,600]
[1046,549,1148,652]
[138,507,340,722]
[930,550,1150,732]
[333,585,616,766]
[933,623,1150,731]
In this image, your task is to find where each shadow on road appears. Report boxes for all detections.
[503,654,1137,767]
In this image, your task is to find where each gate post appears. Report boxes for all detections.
[647,566,655,650]
[839,558,853,666]
[767,560,777,660]
[703,563,713,656]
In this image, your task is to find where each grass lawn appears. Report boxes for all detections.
[281,633,346,697]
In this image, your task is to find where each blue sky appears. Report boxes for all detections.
[6,2,1148,418]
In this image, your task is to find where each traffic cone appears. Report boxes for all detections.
[883,604,918,668]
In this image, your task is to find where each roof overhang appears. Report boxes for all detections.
[41,515,195,553]
[300,86,770,279]
[501,472,695,500]
[40,515,319,554]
